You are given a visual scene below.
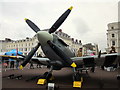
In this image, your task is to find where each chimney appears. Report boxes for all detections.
[79,40,81,43]
[75,39,78,44]
[5,38,12,42]
[71,38,74,43]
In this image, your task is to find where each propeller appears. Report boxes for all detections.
[49,6,73,33]
[24,6,73,34]
[17,53,25,58]
[25,18,40,33]
[47,41,77,68]
[19,6,73,69]
[19,43,41,69]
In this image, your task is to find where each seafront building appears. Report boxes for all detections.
[0,29,82,56]
[106,22,120,53]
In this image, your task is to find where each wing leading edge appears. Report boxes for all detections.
[71,53,120,67]
[0,55,50,66]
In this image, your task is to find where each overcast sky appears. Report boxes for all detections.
[0,0,119,51]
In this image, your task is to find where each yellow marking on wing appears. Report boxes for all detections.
[71,62,77,67]
[0,55,17,58]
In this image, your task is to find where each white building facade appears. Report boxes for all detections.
[82,43,99,56]
[0,29,82,56]
[106,22,120,53]
[55,29,82,56]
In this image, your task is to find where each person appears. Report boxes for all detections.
[10,61,14,69]
[37,64,41,68]
[16,60,19,69]
[37,54,42,57]
[109,46,116,53]
[36,54,42,68]
[30,61,34,69]
[4,53,9,68]
[10,54,15,69]
[109,46,118,69]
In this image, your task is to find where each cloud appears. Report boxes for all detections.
[0,1,118,52]
[72,17,90,35]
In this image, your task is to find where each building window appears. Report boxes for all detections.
[112,41,115,46]
[112,34,115,37]
[28,48,31,51]
[20,48,23,51]
[111,27,114,29]
[24,48,27,51]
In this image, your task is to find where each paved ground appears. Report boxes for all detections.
[1,66,120,90]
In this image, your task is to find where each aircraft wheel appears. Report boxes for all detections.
[73,73,81,81]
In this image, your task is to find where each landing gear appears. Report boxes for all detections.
[37,66,54,85]
[72,68,83,88]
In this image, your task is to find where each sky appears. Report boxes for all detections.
[0,0,119,52]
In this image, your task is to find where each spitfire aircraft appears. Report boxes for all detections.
[1,6,120,88]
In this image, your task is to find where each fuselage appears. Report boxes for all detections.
[37,31,75,69]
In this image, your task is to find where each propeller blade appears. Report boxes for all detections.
[17,53,25,58]
[49,6,73,33]
[47,41,76,67]
[19,43,41,69]
[25,18,40,33]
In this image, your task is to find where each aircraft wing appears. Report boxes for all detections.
[0,55,50,66]
[0,55,24,61]
[71,53,120,67]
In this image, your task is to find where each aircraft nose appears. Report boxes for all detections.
[37,31,53,45]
